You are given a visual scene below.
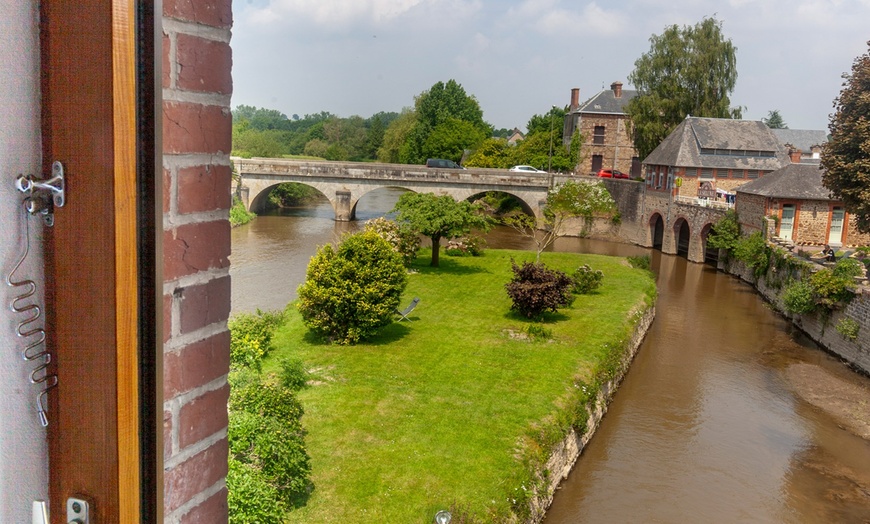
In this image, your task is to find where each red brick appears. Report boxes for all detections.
[163,220,230,280]
[164,0,232,28]
[177,164,232,214]
[178,384,229,449]
[178,276,231,334]
[164,330,230,398]
[162,33,171,89]
[163,293,173,343]
[163,102,232,155]
[164,438,229,513]
[176,34,232,95]
[179,487,228,524]
[164,410,174,459]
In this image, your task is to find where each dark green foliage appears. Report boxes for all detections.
[571,265,604,294]
[821,42,870,233]
[505,260,575,319]
[297,230,408,344]
[227,458,286,524]
[782,280,816,314]
[392,192,492,267]
[627,17,741,159]
[268,182,321,208]
[762,109,788,129]
[733,232,771,278]
[627,255,651,270]
[228,309,284,371]
[707,209,741,252]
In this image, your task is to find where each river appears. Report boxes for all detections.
[230,188,870,522]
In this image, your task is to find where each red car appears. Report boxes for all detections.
[596,169,629,179]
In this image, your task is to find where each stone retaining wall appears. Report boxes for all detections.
[526,305,656,522]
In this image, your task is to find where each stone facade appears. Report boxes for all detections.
[575,113,637,177]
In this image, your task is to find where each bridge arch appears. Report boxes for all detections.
[466,190,537,218]
[649,212,664,250]
[673,216,691,258]
[700,222,718,265]
[247,181,331,215]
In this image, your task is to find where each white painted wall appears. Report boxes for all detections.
[0,0,50,521]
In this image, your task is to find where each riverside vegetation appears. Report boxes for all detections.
[233,247,656,522]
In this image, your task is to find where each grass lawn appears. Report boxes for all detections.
[266,248,656,523]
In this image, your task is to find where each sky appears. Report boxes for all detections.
[230,0,870,133]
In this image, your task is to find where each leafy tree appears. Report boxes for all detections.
[268,182,321,208]
[392,192,492,267]
[526,106,567,138]
[297,230,408,344]
[402,80,492,164]
[504,180,616,262]
[302,138,329,158]
[762,109,788,129]
[627,17,742,159]
[706,209,741,253]
[505,260,575,319]
[363,217,420,267]
[463,138,511,168]
[821,41,870,233]
[378,110,417,163]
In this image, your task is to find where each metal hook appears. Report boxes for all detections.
[15,161,64,226]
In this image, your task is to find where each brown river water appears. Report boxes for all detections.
[230,188,870,522]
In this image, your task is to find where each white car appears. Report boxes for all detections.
[509,165,547,173]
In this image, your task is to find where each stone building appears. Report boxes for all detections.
[643,117,788,199]
[563,82,640,177]
[736,162,870,247]
[771,128,827,163]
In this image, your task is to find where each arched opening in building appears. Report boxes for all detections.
[674,218,690,258]
[650,213,664,250]
[701,223,718,265]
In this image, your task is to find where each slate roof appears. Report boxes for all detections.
[735,162,833,200]
[576,88,638,115]
[643,117,789,171]
[771,128,828,152]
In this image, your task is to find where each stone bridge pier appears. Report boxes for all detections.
[636,192,727,263]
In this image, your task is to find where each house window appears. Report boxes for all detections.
[734,170,745,179]
[700,168,713,179]
[747,170,759,179]
[631,157,641,178]
[593,125,605,145]
[715,169,728,178]
[591,154,603,173]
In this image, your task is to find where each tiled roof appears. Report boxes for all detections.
[576,88,637,115]
[735,162,833,200]
[643,117,789,171]
[771,128,828,152]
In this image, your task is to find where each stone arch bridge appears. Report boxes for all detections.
[233,158,568,221]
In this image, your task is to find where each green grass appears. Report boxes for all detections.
[266,248,656,523]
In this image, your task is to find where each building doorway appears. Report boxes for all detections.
[780,204,796,240]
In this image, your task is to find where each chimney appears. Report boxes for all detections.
[789,147,802,163]
[570,88,580,111]
[611,81,623,98]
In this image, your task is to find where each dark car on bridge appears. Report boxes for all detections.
[426,158,465,169]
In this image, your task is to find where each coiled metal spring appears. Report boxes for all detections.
[6,206,56,427]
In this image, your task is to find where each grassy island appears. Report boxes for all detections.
[266,248,656,522]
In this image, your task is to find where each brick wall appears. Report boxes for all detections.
[162,0,233,522]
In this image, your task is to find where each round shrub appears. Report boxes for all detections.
[832,257,864,278]
[809,268,855,309]
[228,309,284,371]
[505,260,574,319]
[297,230,408,344]
[571,264,604,294]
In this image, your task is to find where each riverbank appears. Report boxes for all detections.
[267,249,656,523]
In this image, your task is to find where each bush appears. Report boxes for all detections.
[707,209,741,253]
[363,217,420,267]
[809,269,854,309]
[505,260,574,319]
[230,197,256,227]
[832,257,864,278]
[228,371,311,518]
[782,280,816,314]
[297,230,408,344]
[734,232,771,278]
[279,356,309,392]
[571,264,604,294]
[627,255,651,270]
[446,235,487,257]
[835,318,860,341]
[229,309,285,371]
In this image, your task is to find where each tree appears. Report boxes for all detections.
[296,230,408,345]
[821,41,870,233]
[378,110,416,163]
[762,109,788,129]
[392,192,491,267]
[504,180,616,262]
[401,80,492,164]
[626,17,742,159]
